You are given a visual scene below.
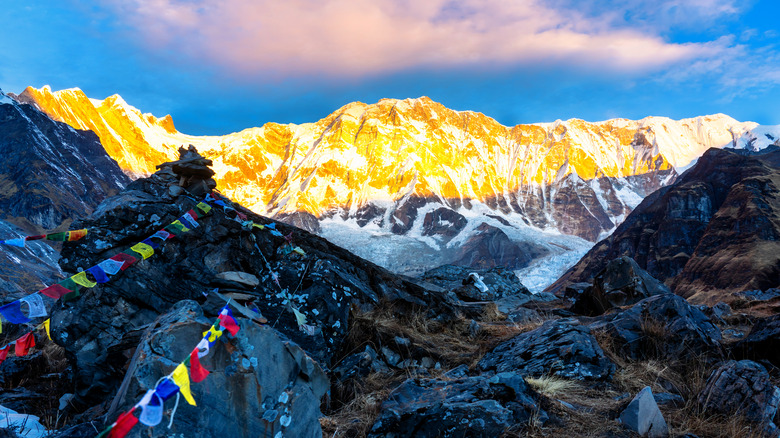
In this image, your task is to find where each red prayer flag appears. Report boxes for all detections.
[15,332,35,356]
[218,310,240,336]
[40,283,72,299]
[109,253,137,271]
[0,345,9,366]
[189,348,210,382]
[108,407,139,438]
[26,235,46,241]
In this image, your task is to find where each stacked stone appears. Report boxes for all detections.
[156,144,217,196]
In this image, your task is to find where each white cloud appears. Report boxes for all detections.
[104,0,716,77]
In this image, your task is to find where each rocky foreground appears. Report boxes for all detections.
[0,148,779,438]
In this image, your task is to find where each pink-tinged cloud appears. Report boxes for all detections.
[107,0,720,77]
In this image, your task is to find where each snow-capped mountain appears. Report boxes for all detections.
[0,88,130,292]
[12,86,779,289]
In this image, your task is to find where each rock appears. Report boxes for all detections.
[589,294,722,361]
[478,318,615,381]
[563,282,591,299]
[735,288,780,302]
[735,314,780,367]
[421,207,468,238]
[652,392,685,408]
[550,147,780,305]
[419,264,533,303]
[571,256,671,316]
[275,211,322,234]
[451,223,547,270]
[215,271,260,288]
[110,300,327,438]
[618,386,669,438]
[506,307,541,324]
[698,360,780,433]
[369,372,545,437]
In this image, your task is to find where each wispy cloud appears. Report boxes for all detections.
[101,0,716,77]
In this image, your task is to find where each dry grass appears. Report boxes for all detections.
[525,376,584,398]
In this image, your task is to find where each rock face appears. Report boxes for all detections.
[551,147,780,305]
[0,89,129,230]
[589,294,722,361]
[478,318,615,381]
[113,300,327,438]
[571,256,671,316]
[735,314,780,367]
[369,372,545,438]
[48,153,451,413]
[698,360,780,434]
[451,223,547,270]
[0,89,128,293]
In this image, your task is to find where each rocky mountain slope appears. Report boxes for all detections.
[13,86,780,287]
[0,89,130,292]
[550,147,780,305]
[3,150,780,438]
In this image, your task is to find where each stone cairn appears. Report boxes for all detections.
[156,144,217,196]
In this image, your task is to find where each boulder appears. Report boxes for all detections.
[572,256,671,316]
[618,386,668,438]
[735,314,780,368]
[451,223,546,270]
[589,294,722,361]
[421,207,468,238]
[110,300,327,438]
[478,318,615,381]
[369,372,545,437]
[698,360,780,434]
[418,264,532,303]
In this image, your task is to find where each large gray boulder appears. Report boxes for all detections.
[735,314,780,368]
[112,300,327,438]
[369,372,545,437]
[478,318,615,381]
[572,256,671,316]
[418,264,532,303]
[698,360,780,435]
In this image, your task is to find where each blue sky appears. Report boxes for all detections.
[2,0,780,135]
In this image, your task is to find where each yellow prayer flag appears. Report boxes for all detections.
[172,363,196,406]
[196,202,212,214]
[71,271,97,288]
[171,220,190,232]
[252,223,265,230]
[130,242,154,260]
[293,247,306,255]
[37,319,51,340]
[292,308,307,327]
[202,327,223,343]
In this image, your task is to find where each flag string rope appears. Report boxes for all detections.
[0,199,213,365]
[0,229,89,247]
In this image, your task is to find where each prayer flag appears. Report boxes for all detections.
[38,319,51,340]
[26,235,45,241]
[252,223,265,230]
[0,301,30,324]
[110,253,138,270]
[0,345,8,366]
[151,230,172,241]
[15,332,35,356]
[172,363,196,406]
[187,208,199,220]
[67,229,88,241]
[141,237,159,249]
[195,338,210,358]
[40,283,71,299]
[292,308,308,327]
[269,229,283,237]
[293,247,306,255]
[265,222,276,230]
[130,242,154,260]
[45,232,68,241]
[154,378,179,402]
[137,390,163,427]
[218,307,240,336]
[189,348,209,383]
[20,293,47,318]
[2,238,25,248]
[195,202,211,215]
[167,220,189,234]
[71,271,97,288]
[179,213,198,229]
[202,327,222,346]
[86,265,110,284]
[108,407,138,438]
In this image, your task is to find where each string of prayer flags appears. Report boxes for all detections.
[103,302,240,436]
[217,307,240,336]
[0,229,88,247]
